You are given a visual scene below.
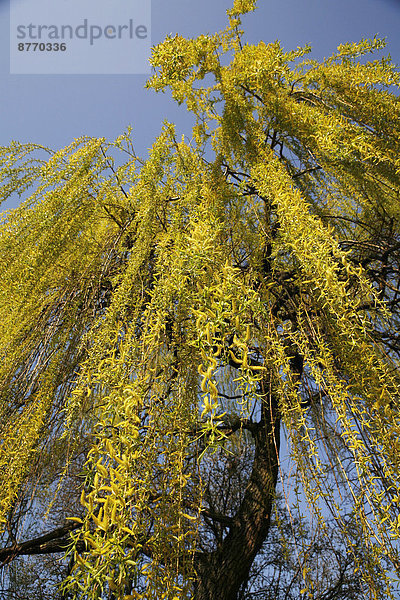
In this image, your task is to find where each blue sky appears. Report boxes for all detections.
[1,0,400,160]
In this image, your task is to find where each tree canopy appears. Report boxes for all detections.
[1,1,400,598]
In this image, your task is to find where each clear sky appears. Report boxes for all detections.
[1,0,400,161]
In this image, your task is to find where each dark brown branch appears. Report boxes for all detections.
[102,203,124,229]
[200,508,234,528]
[100,146,129,199]
[184,415,259,440]
[0,522,81,564]
[292,166,322,179]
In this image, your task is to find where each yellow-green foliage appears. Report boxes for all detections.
[1,3,400,599]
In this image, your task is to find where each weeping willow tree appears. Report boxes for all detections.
[1,2,400,599]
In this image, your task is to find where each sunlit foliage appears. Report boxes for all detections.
[1,2,400,598]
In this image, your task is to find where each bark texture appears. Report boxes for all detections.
[193,392,280,600]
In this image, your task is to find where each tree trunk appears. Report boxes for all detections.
[194,395,280,600]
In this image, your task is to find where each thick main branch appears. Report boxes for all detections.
[193,391,280,600]
[0,522,81,564]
